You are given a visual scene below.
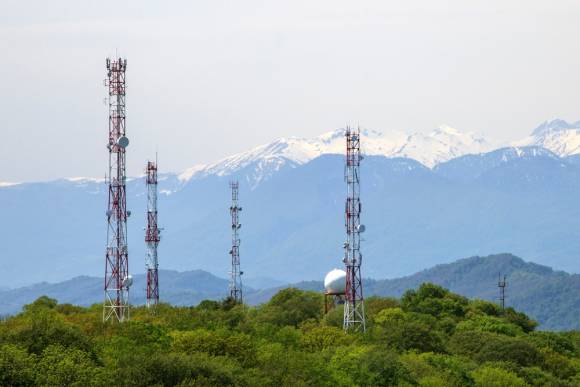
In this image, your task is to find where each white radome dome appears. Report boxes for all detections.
[324,268,346,295]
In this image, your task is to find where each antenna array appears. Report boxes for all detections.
[103,57,131,322]
[145,160,160,309]
[229,181,243,303]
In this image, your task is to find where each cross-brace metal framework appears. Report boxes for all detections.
[145,160,160,309]
[229,181,243,303]
[498,273,507,310]
[343,126,366,332]
[104,57,131,322]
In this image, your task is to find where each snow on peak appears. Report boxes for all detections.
[65,177,105,184]
[434,124,461,135]
[178,164,208,182]
[177,125,494,185]
[498,146,558,161]
[389,125,493,167]
[513,119,580,157]
[532,119,576,136]
[0,181,20,188]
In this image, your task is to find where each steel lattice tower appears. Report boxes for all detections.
[229,181,243,303]
[498,273,507,310]
[103,57,131,322]
[145,160,160,309]
[343,126,366,332]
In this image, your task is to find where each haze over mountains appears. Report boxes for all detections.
[1,254,578,330]
[1,119,580,288]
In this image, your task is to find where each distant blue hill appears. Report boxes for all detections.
[1,147,580,288]
[1,254,578,331]
[0,270,232,316]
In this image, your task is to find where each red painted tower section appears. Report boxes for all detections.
[103,57,131,322]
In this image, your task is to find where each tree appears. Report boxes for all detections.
[171,328,256,366]
[256,288,323,327]
[329,345,414,386]
[503,308,537,333]
[0,344,36,386]
[400,352,476,387]
[455,315,524,337]
[23,296,58,312]
[402,283,468,319]
[365,296,400,320]
[471,366,528,387]
[375,308,445,353]
[34,345,107,386]
[475,336,543,368]
[14,307,93,355]
[300,326,350,352]
[449,330,543,368]
[142,352,251,386]
[528,331,576,357]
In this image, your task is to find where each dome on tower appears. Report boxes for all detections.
[324,269,346,295]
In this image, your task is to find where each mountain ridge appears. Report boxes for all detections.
[3,149,580,287]
[174,118,580,186]
[1,253,578,330]
[4,118,580,188]
[3,119,580,288]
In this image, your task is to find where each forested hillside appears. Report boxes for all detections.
[369,254,580,331]
[244,254,580,331]
[1,284,579,386]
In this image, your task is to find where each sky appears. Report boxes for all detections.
[1,0,580,181]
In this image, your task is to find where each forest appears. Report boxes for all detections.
[0,283,579,386]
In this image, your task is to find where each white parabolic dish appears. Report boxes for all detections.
[122,275,133,288]
[324,268,346,295]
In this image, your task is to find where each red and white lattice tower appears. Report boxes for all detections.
[103,57,131,322]
[229,181,243,303]
[145,160,160,309]
[343,126,366,332]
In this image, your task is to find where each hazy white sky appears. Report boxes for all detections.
[1,0,579,181]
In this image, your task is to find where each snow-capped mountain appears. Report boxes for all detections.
[389,125,493,167]
[4,120,580,288]
[512,119,580,157]
[0,182,19,187]
[434,146,561,182]
[4,144,580,289]
[178,125,493,187]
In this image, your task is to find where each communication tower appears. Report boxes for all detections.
[498,273,507,310]
[229,181,243,303]
[103,57,131,322]
[145,160,160,309]
[343,126,366,332]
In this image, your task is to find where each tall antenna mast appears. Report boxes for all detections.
[103,57,131,322]
[343,126,366,332]
[229,181,243,303]
[498,273,507,310]
[145,160,160,309]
